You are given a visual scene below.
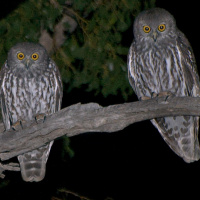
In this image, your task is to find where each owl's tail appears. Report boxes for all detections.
[17,141,53,182]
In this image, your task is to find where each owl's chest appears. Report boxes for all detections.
[5,75,51,100]
[135,46,187,95]
[2,73,55,121]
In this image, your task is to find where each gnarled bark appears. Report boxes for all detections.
[0,96,200,177]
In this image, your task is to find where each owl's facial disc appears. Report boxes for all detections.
[142,23,166,42]
[16,52,40,69]
[7,42,49,74]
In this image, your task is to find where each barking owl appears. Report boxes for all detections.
[0,42,63,181]
[128,8,200,163]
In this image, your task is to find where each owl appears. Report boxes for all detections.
[0,42,63,181]
[128,8,200,163]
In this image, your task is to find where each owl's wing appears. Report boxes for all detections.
[151,116,200,163]
[151,32,200,163]
[127,40,139,96]
[0,61,12,129]
[177,30,200,96]
[49,58,63,112]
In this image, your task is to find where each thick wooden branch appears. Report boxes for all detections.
[0,96,200,163]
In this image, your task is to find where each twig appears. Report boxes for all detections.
[59,188,94,200]
[0,162,20,178]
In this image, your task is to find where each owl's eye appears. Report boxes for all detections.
[158,24,166,32]
[31,53,39,60]
[17,52,25,60]
[143,25,151,33]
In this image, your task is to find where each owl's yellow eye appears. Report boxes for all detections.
[17,52,25,60]
[31,53,39,60]
[143,25,151,33]
[158,24,166,32]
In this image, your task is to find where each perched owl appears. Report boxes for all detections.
[0,42,63,181]
[128,8,200,163]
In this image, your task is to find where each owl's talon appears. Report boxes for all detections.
[140,96,151,101]
[35,113,46,124]
[155,91,174,104]
[151,92,158,98]
[158,91,175,102]
[157,91,173,98]
[12,120,25,131]
[140,93,158,100]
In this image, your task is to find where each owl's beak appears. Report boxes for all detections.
[152,31,158,42]
[25,59,31,69]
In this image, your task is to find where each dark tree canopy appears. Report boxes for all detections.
[0,0,155,99]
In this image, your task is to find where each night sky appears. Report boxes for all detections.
[1,1,200,200]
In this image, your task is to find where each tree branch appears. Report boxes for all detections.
[0,96,200,177]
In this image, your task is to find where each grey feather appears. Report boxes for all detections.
[0,42,63,181]
[128,8,200,162]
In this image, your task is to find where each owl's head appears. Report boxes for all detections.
[7,42,49,74]
[133,8,177,45]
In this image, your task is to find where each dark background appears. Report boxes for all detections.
[1,1,200,199]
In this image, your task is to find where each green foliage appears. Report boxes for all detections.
[56,0,156,98]
[0,0,63,65]
[61,136,75,159]
[0,0,155,100]
[0,180,9,189]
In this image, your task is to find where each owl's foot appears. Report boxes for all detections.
[12,120,26,131]
[157,91,175,104]
[151,92,158,98]
[157,91,174,98]
[140,91,174,101]
[140,92,157,100]
[35,113,46,124]
[140,96,151,100]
